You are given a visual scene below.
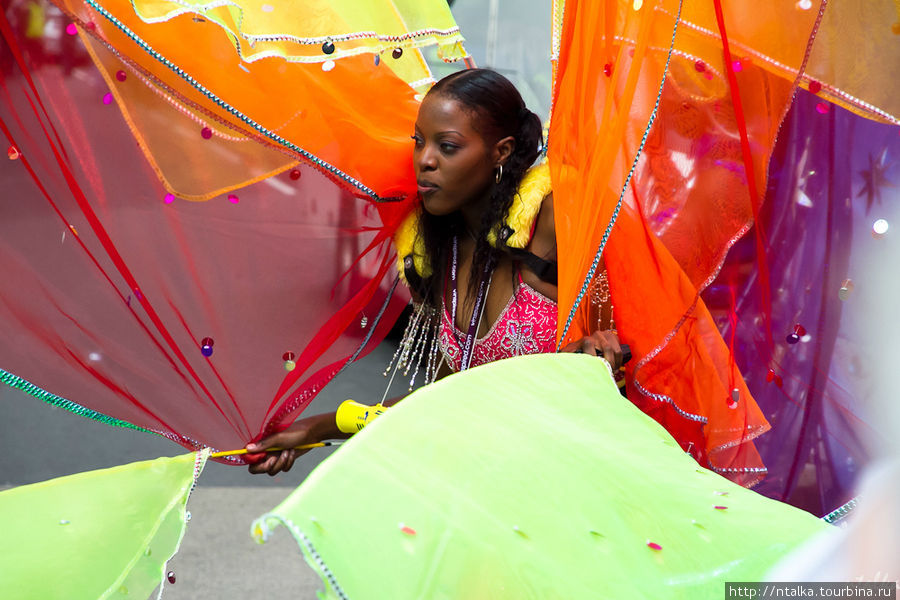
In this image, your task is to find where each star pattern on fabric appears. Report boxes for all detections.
[857,147,896,213]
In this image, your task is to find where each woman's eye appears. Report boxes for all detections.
[440,143,458,154]
[410,134,423,147]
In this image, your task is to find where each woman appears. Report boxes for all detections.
[247,69,622,475]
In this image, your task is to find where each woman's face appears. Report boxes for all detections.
[413,93,505,217]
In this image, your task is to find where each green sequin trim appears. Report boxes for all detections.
[0,368,159,435]
[822,496,858,525]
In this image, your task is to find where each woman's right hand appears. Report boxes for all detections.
[245,412,338,476]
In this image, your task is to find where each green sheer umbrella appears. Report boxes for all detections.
[254,353,829,599]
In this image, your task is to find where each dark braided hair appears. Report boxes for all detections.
[415,69,544,308]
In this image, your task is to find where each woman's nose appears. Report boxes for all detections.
[416,146,438,172]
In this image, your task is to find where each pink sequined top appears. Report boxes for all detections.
[438,272,558,371]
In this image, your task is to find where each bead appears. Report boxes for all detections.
[731,59,743,73]
[66,23,78,35]
[84,21,96,31]
[399,523,416,535]
[374,54,380,66]
[815,102,830,114]
[808,80,822,94]
[797,0,812,8]
[163,193,175,204]
[322,60,335,72]
[201,337,214,357]
[646,541,662,551]
[284,360,296,372]
[201,126,212,139]
[115,70,127,82]
[322,40,335,54]
[59,519,70,525]
[102,92,113,105]
[227,194,239,203]
[7,145,20,160]
[786,324,806,344]
[839,279,854,301]
[289,169,301,180]
[727,388,739,409]
[603,63,612,77]
[872,219,889,237]
[282,352,295,362]
[360,316,368,328]
[166,571,176,584]
[694,60,705,72]
[765,369,776,383]
[392,47,403,59]
[714,505,728,510]
[632,0,643,9]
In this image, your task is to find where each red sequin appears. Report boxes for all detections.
[808,80,822,94]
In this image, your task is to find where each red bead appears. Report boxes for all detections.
[774,375,783,388]
[603,63,612,77]
[794,324,807,337]
[7,145,20,160]
[289,169,301,180]
[201,337,214,347]
[392,47,403,59]
[84,21,96,31]
[166,571,176,584]
[400,524,416,535]
[694,60,706,72]
[115,70,127,82]
[282,352,295,362]
[201,127,212,139]
[808,80,822,94]
[647,541,662,551]
[713,505,728,510]
[766,369,775,383]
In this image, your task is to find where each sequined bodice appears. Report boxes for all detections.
[439,275,558,371]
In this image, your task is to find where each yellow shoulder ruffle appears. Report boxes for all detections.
[395,161,552,281]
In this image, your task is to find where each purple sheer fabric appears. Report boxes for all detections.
[704,90,899,515]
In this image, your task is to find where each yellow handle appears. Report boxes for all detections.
[335,399,387,434]
[210,442,330,458]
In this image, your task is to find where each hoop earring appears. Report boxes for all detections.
[495,164,503,184]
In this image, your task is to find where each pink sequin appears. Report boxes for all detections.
[815,102,830,114]
[65,23,78,36]
[102,93,113,105]
[439,274,557,372]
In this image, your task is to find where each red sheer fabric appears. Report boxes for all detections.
[0,3,417,460]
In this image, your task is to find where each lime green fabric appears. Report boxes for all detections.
[0,451,208,600]
[253,354,829,599]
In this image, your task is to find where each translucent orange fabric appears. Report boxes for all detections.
[55,0,425,202]
[548,0,835,485]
